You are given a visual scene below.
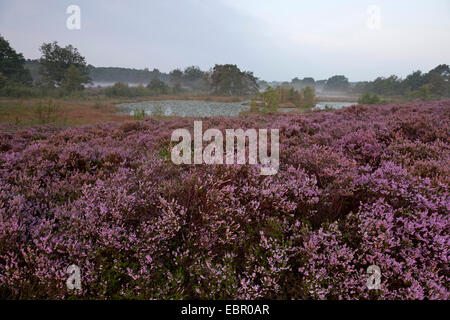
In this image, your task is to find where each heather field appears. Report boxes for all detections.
[0,100,449,300]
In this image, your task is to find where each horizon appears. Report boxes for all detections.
[0,0,449,82]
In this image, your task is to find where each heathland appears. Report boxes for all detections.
[0,100,448,299]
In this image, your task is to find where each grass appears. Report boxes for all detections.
[0,97,131,128]
[0,94,298,129]
[132,107,147,120]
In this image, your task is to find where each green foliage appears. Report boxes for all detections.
[428,68,449,98]
[301,86,316,109]
[104,82,133,97]
[172,83,183,94]
[262,86,279,112]
[39,41,90,87]
[210,64,259,95]
[403,70,425,91]
[132,107,147,120]
[325,75,349,91]
[183,66,204,82]
[89,66,169,84]
[277,86,301,107]
[103,80,173,97]
[368,75,402,96]
[147,78,169,95]
[353,64,450,100]
[0,35,32,85]
[358,93,381,105]
[291,77,315,89]
[418,84,431,101]
[61,64,84,93]
[169,69,183,85]
[0,72,7,89]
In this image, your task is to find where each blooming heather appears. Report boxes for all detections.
[0,100,448,299]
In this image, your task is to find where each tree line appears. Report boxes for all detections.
[1,35,448,101]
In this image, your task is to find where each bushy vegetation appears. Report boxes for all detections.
[252,85,316,112]
[0,100,448,299]
[2,36,449,102]
[352,65,450,100]
[210,64,259,96]
[103,81,173,98]
[38,42,91,90]
[358,93,381,105]
[88,66,168,84]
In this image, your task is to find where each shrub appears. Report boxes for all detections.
[358,93,381,105]
[0,100,448,299]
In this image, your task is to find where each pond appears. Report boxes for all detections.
[116,100,357,117]
[116,100,250,117]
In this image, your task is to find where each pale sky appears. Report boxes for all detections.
[0,0,449,81]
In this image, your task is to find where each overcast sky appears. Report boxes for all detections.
[0,0,449,81]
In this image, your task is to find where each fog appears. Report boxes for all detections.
[1,0,449,81]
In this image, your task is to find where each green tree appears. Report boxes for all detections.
[210,64,258,95]
[403,70,425,92]
[62,64,84,92]
[39,41,90,87]
[172,83,183,94]
[262,86,279,112]
[358,93,381,104]
[105,82,132,97]
[325,75,349,91]
[169,69,183,85]
[183,66,204,82]
[426,65,450,98]
[418,84,431,101]
[0,35,32,85]
[147,78,168,95]
[429,73,446,97]
[0,72,7,89]
[301,86,316,108]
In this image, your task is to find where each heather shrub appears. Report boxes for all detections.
[0,100,448,299]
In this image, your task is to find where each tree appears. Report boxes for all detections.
[418,84,431,101]
[325,75,349,91]
[301,86,316,108]
[62,64,84,92]
[147,78,168,95]
[369,75,402,96]
[302,77,315,87]
[0,72,7,89]
[183,66,204,82]
[429,72,447,97]
[426,64,450,81]
[0,35,32,85]
[210,64,258,95]
[261,86,279,112]
[403,70,425,92]
[39,41,90,87]
[358,93,381,105]
[169,69,183,85]
[426,64,450,98]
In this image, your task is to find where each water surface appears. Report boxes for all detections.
[116,100,357,117]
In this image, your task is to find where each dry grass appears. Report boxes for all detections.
[0,97,131,127]
[0,95,250,128]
